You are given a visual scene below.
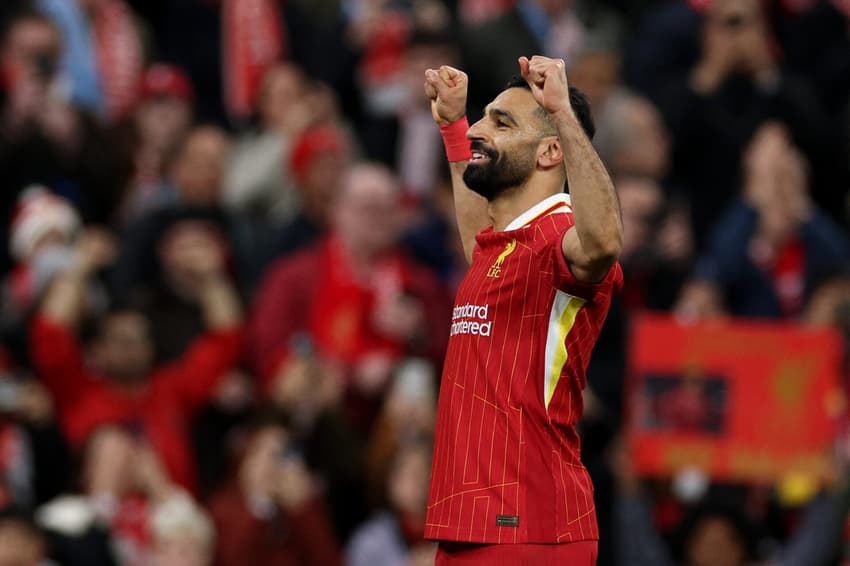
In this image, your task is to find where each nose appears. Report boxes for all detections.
[466,117,486,142]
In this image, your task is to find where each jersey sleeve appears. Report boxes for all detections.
[546,217,624,301]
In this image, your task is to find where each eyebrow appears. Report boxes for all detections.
[485,106,518,127]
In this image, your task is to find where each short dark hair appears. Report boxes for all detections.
[504,75,595,140]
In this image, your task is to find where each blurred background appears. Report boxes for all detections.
[0,0,848,564]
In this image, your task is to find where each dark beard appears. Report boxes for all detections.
[463,143,536,201]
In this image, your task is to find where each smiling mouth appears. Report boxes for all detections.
[470,148,495,163]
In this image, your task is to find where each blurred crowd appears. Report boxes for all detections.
[0,0,848,564]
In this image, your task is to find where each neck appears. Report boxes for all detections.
[487,178,562,231]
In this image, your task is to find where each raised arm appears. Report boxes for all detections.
[33,229,116,403]
[40,228,116,327]
[167,230,243,408]
[424,66,490,264]
[520,56,623,283]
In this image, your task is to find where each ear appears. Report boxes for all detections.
[537,136,564,170]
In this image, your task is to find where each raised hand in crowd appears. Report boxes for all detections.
[270,352,343,421]
[274,457,314,511]
[41,227,117,327]
[692,0,777,94]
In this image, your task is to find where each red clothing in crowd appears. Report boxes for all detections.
[208,484,340,566]
[30,315,243,492]
[426,194,622,545]
[249,236,450,388]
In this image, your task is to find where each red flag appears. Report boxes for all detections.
[222,0,286,121]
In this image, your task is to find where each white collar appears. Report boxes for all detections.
[502,193,572,231]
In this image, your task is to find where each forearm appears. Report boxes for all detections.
[40,268,89,327]
[198,276,243,330]
[449,160,490,263]
[555,109,622,271]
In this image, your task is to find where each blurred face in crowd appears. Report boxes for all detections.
[334,164,402,258]
[157,220,227,296]
[0,519,46,566]
[704,0,769,68]
[388,443,431,518]
[686,516,746,566]
[136,97,193,153]
[91,311,154,383]
[744,123,810,244]
[1,16,61,83]
[259,64,308,132]
[616,177,662,259]
[613,97,670,179]
[171,127,230,207]
[302,151,349,223]
[405,38,458,108]
[568,50,620,110]
[239,425,289,498]
[464,87,551,201]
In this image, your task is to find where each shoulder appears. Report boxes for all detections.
[531,210,575,247]
[261,244,324,287]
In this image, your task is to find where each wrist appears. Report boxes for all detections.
[439,116,472,162]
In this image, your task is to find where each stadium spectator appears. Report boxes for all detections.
[684,123,850,319]
[0,1,846,563]
[224,64,317,225]
[268,124,354,261]
[347,437,436,566]
[394,29,461,195]
[29,226,243,492]
[365,359,437,512]
[0,506,48,566]
[249,163,450,430]
[113,125,267,297]
[593,91,671,182]
[657,0,833,245]
[38,425,207,566]
[567,44,622,112]
[208,413,340,566]
[0,345,67,515]
[0,10,134,251]
[613,439,850,565]
[150,491,216,566]
[461,0,623,113]
[121,64,196,223]
[2,188,84,336]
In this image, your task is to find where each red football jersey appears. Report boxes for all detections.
[426,194,623,544]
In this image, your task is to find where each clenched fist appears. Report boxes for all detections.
[423,65,468,125]
[518,56,573,118]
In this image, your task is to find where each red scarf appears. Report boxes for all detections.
[222,0,286,121]
[94,0,144,120]
[308,238,411,373]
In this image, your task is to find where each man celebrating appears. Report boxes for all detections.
[423,56,623,564]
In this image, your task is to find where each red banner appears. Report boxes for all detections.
[222,0,285,121]
[626,315,844,484]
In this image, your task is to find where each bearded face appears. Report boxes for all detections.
[463,139,538,201]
